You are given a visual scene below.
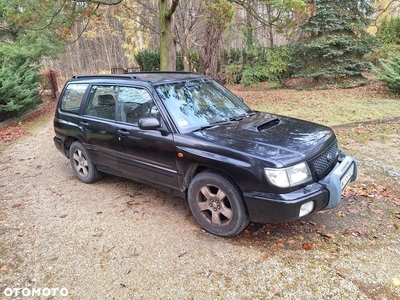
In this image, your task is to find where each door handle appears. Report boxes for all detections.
[118,129,130,136]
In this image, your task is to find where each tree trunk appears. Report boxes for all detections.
[201,25,222,78]
[159,0,178,71]
[181,40,190,71]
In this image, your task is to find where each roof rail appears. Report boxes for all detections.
[123,71,200,75]
[72,74,144,81]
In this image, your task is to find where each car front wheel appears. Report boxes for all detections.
[69,141,101,183]
[188,170,250,237]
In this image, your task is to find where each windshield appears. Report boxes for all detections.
[155,79,252,132]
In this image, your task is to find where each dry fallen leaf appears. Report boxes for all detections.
[322,233,334,239]
[263,254,269,259]
[336,212,346,217]
[371,209,384,215]
[347,208,359,214]
[302,243,314,250]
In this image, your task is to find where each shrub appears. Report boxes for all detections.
[371,52,400,95]
[176,51,200,72]
[365,44,400,66]
[134,49,200,72]
[134,49,160,71]
[376,16,400,45]
[241,46,292,87]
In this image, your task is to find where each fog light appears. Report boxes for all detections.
[299,201,314,217]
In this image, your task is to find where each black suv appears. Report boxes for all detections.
[54,72,357,237]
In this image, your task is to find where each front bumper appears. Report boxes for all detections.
[243,155,358,224]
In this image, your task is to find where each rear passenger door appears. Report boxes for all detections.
[79,85,122,174]
[115,86,179,189]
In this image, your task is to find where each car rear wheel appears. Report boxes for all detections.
[69,141,101,183]
[188,170,250,237]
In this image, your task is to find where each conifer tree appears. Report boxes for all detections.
[0,0,121,120]
[371,53,400,94]
[0,61,41,122]
[291,0,375,79]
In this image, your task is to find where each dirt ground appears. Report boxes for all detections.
[0,101,399,299]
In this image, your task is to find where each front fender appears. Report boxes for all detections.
[176,146,265,192]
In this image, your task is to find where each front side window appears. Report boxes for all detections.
[60,83,89,114]
[85,86,116,120]
[155,79,251,132]
[117,86,159,125]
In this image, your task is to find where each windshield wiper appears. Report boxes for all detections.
[229,111,256,121]
[193,120,232,132]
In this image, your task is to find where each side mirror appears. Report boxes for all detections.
[138,117,161,130]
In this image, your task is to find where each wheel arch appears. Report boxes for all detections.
[186,166,251,237]
[63,136,79,158]
[182,164,244,199]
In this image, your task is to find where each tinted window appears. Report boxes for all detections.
[60,83,89,113]
[85,86,116,120]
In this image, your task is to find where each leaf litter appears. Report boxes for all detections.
[0,84,399,299]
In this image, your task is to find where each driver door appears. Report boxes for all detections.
[115,86,179,189]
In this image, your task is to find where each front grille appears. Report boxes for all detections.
[311,141,338,178]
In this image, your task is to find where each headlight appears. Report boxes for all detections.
[265,162,312,188]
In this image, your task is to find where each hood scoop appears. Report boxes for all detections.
[257,118,281,131]
[243,117,281,132]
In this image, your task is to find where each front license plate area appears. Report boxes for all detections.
[340,163,355,191]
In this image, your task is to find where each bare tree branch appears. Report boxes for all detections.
[69,4,101,44]
[373,0,400,25]
[166,0,179,19]
[120,3,159,34]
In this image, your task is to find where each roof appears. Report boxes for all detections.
[71,72,207,85]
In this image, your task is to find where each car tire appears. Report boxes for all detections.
[69,141,102,183]
[188,170,250,237]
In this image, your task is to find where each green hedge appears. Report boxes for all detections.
[221,46,292,86]
[134,49,200,72]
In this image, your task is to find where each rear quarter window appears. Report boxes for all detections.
[60,83,89,113]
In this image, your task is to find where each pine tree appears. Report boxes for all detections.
[291,0,375,79]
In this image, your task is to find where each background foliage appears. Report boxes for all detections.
[1,0,400,121]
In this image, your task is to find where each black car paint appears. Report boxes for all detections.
[54,73,356,225]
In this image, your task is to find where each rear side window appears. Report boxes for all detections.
[85,85,116,120]
[60,83,89,114]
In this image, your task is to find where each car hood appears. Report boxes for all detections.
[189,112,336,167]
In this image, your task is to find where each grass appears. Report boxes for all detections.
[230,82,400,127]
